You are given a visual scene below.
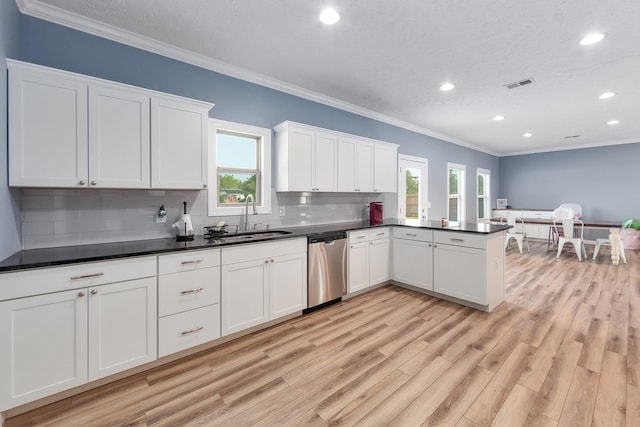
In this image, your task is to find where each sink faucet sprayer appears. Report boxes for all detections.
[244,194,257,230]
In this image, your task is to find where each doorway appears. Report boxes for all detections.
[397,155,428,223]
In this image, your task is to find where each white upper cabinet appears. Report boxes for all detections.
[338,137,374,192]
[374,144,398,193]
[151,96,211,190]
[9,62,89,187]
[275,121,398,194]
[274,122,338,192]
[7,60,213,189]
[89,85,150,188]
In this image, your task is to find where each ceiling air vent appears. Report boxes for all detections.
[505,78,534,89]
[563,135,581,139]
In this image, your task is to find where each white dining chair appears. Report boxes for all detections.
[501,217,529,254]
[553,218,587,261]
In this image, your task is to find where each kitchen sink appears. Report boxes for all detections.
[213,230,292,243]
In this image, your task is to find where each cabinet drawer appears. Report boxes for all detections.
[158,304,220,358]
[522,210,552,220]
[158,249,220,275]
[369,227,390,240]
[434,231,486,249]
[222,238,306,265]
[493,210,523,219]
[158,267,220,317]
[349,229,370,243]
[392,227,433,242]
[0,256,156,301]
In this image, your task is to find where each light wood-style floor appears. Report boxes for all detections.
[6,241,639,426]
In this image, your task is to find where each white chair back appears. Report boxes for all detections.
[553,218,584,239]
[558,203,582,219]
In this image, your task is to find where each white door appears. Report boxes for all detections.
[398,155,428,222]
[348,241,370,293]
[433,244,486,304]
[151,97,209,189]
[88,278,157,381]
[8,66,89,187]
[369,238,390,285]
[287,126,315,191]
[221,259,269,335]
[89,85,150,188]
[373,144,397,192]
[314,131,338,191]
[269,252,307,319]
[0,290,88,411]
[392,239,433,290]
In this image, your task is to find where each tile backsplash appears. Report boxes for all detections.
[20,188,383,249]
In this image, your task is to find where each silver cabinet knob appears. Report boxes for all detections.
[91,289,98,295]
[265,260,269,264]
[90,181,97,186]
[79,180,85,185]
[78,291,85,297]
[203,184,207,188]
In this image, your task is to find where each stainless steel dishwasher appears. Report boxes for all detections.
[306,231,347,311]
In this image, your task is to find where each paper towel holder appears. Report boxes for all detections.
[176,201,195,242]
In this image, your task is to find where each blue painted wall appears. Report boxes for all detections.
[16,14,499,225]
[0,0,22,260]
[499,143,640,221]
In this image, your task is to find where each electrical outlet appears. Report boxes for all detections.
[279,206,285,216]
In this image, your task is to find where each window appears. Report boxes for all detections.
[208,119,271,216]
[447,163,466,225]
[477,168,491,221]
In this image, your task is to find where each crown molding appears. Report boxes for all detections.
[16,0,500,157]
[502,137,640,157]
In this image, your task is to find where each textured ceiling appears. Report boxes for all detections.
[18,0,640,155]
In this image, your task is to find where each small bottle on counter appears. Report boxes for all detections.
[441,217,448,227]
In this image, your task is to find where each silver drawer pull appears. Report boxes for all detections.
[70,272,104,280]
[355,235,366,239]
[406,233,417,237]
[376,233,386,236]
[180,259,204,265]
[181,326,204,336]
[180,287,204,295]
[450,238,465,242]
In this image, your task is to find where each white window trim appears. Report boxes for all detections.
[477,168,491,222]
[207,118,271,216]
[447,162,466,225]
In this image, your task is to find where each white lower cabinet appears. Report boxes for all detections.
[157,249,221,358]
[0,258,157,412]
[432,231,504,308]
[348,228,390,293]
[221,239,307,336]
[392,228,433,290]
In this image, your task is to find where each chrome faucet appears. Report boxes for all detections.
[244,194,257,230]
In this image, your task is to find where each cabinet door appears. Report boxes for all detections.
[287,126,315,191]
[337,137,357,192]
[374,144,397,193]
[433,244,486,305]
[88,278,157,381]
[356,141,374,192]
[314,131,338,191]
[270,252,307,319]
[0,290,88,411]
[369,238,390,285]
[151,97,209,189]
[89,85,150,188]
[348,241,370,293]
[221,259,269,336]
[8,66,88,187]
[392,239,433,290]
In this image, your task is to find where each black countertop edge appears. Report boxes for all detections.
[0,219,509,273]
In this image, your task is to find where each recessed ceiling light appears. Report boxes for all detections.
[599,91,615,99]
[320,8,340,24]
[523,132,533,138]
[440,82,455,91]
[493,115,504,121]
[607,120,620,125]
[580,32,606,45]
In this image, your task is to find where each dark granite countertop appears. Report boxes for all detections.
[0,219,509,272]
